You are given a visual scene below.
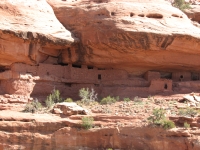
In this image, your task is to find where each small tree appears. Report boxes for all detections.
[45,88,63,108]
[172,0,191,11]
[81,116,94,130]
[184,122,190,129]
[79,88,97,105]
[148,108,166,125]
[148,108,175,129]
[24,99,42,113]
[100,96,116,105]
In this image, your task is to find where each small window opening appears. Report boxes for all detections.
[138,14,145,17]
[95,84,99,87]
[130,12,134,17]
[59,63,68,66]
[87,66,93,69]
[180,75,183,79]
[164,84,168,89]
[98,68,105,70]
[72,64,81,68]
[47,72,49,76]
[98,74,101,80]
[65,83,72,87]
[111,12,115,16]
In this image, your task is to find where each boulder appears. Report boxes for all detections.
[183,95,198,103]
[53,102,89,116]
[194,95,200,102]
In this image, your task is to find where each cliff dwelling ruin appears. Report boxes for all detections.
[0,63,198,100]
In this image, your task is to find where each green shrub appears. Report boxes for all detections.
[148,108,175,129]
[79,88,97,105]
[134,96,143,102]
[81,116,94,130]
[147,95,152,100]
[172,0,191,11]
[45,88,62,108]
[64,98,73,102]
[100,96,116,105]
[184,122,190,129]
[161,119,176,129]
[148,108,166,125]
[178,107,198,117]
[115,96,120,101]
[24,99,42,113]
[123,97,130,102]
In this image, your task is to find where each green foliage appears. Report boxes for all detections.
[148,108,166,125]
[148,108,175,129]
[147,95,152,100]
[123,97,131,102]
[115,96,120,101]
[81,116,94,130]
[133,96,144,105]
[79,88,97,105]
[100,96,116,105]
[45,89,63,108]
[184,122,190,129]
[178,107,198,117]
[24,99,42,113]
[64,98,73,102]
[134,96,142,102]
[161,119,176,129]
[172,0,191,11]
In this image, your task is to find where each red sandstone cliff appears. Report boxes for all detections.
[0,0,77,66]
[0,0,200,150]
[0,110,199,150]
[47,0,200,75]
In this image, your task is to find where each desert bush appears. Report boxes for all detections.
[45,89,63,108]
[147,95,152,100]
[172,0,191,11]
[79,88,97,105]
[45,96,54,109]
[161,119,176,129]
[148,108,166,125]
[133,96,144,105]
[81,116,94,130]
[178,107,198,117]
[134,96,142,102]
[24,99,42,113]
[115,96,120,101]
[64,98,73,102]
[148,108,175,129]
[100,96,116,105]
[123,97,131,102]
[184,122,190,129]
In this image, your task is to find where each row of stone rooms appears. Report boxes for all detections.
[0,63,199,98]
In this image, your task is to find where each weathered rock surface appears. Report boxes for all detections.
[48,0,200,75]
[0,110,199,150]
[185,5,200,24]
[0,0,77,66]
[53,102,89,116]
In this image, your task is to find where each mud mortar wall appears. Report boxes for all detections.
[1,62,200,99]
